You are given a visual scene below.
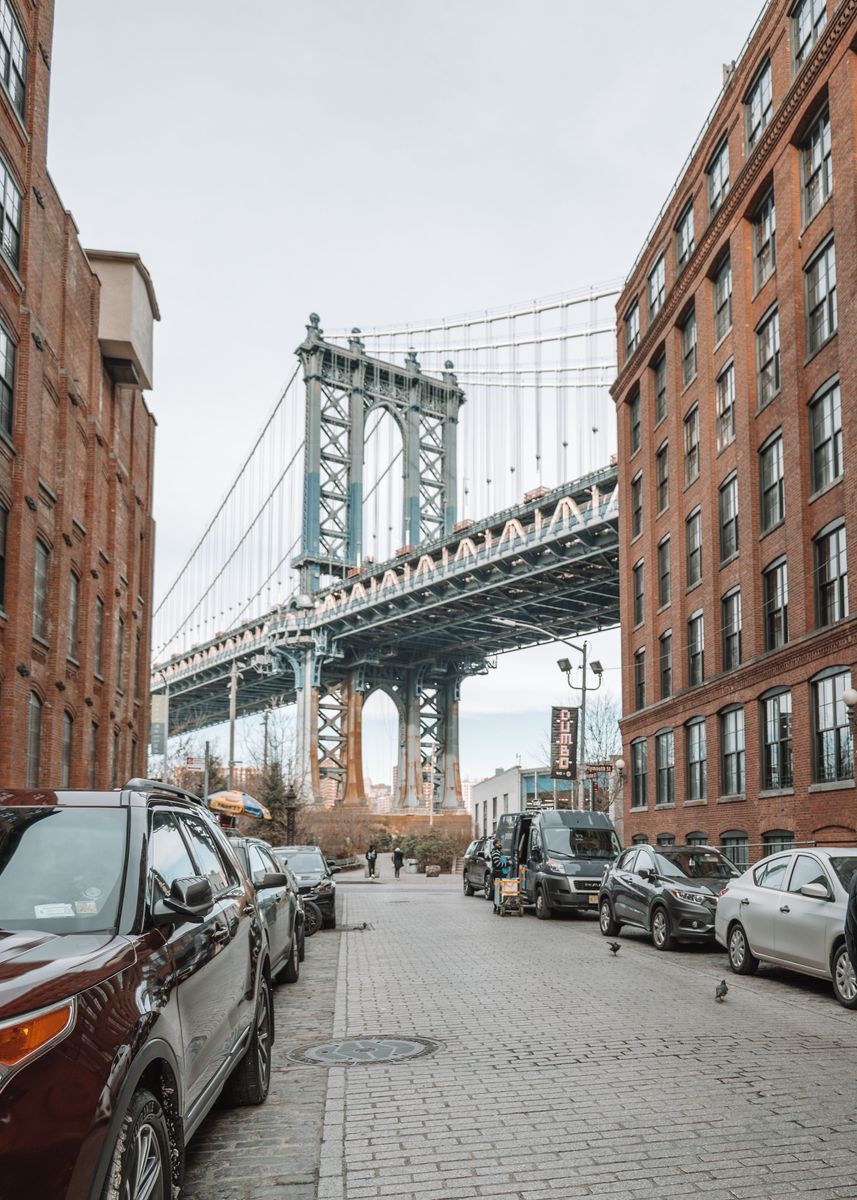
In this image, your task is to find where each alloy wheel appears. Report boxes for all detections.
[123,1122,164,1200]
[834,949,857,1005]
[652,909,667,948]
[729,926,746,969]
[256,986,271,1088]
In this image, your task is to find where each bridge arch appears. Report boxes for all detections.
[363,403,404,563]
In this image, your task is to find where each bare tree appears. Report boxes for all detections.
[583,693,622,766]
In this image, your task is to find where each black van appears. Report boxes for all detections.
[496,809,621,920]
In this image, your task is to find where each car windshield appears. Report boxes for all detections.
[543,827,621,858]
[0,807,127,934]
[280,851,325,873]
[829,856,857,891]
[653,848,740,880]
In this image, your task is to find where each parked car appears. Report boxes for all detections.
[599,843,740,949]
[0,780,282,1200]
[715,847,857,1008]
[273,844,339,928]
[229,835,303,979]
[462,836,494,898]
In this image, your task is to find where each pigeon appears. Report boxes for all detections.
[715,979,729,1002]
[608,942,621,956]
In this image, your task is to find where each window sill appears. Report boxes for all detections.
[716,794,746,804]
[808,476,843,505]
[654,803,676,811]
[759,518,785,540]
[716,438,735,458]
[805,331,838,367]
[66,656,80,668]
[685,579,703,595]
[0,82,29,147]
[800,193,831,236]
[32,634,50,651]
[683,475,700,494]
[0,607,7,622]
[758,787,795,799]
[0,426,15,457]
[719,552,739,569]
[680,374,698,396]
[808,779,855,794]
[683,797,708,806]
[94,672,105,683]
[752,267,776,300]
[630,806,648,813]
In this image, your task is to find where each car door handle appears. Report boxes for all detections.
[739,898,750,906]
[212,926,230,944]
[779,905,790,914]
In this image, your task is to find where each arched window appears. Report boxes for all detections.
[720,829,749,870]
[763,829,795,855]
[686,831,708,846]
[61,711,73,788]
[656,833,675,846]
[632,833,650,845]
[26,691,41,787]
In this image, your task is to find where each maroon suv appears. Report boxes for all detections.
[0,780,284,1199]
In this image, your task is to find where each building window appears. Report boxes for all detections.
[813,669,853,783]
[753,191,776,289]
[686,831,708,846]
[675,201,695,271]
[648,255,665,319]
[805,238,837,355]
[713,257,732,344]
[809,379,842,493]
[656,833,676,847]
[793,0,827,69]
[634,648,646,711]
[653,354,667,425]
[632,834,650,845]
[759,432,785,533]
[707,138,730,216]
[67,572,80,661]
[0,320,14,439]
[26,691,41,788]
[683,406,700,485]
[718,474,739,563]
[763,830,795,855]
[721,707,745,796]
[756,307,780,407]
[802,105,831,224]
[686,718,707,801]
[0,2,26,119]
[715,361,735,451]
[746,58,773,150]
[632,560,644,626]
[655,730,675,807]
[0,500,6,610]
[721,588,742,671]
[61,711,73,789]
[657,536,671,608]
[116,615,126,692]
[0,155,21,270]
[814,521,848,627]
[134,630,142,701]
[32,539,49,642]
[656,443,669,513]
[687,611,704,686]
[629,389,641,455]
[89,722,98,789]
[625,301,640,359]
[94,596,105,677]
[112,728,121,789]
[686,509,702,587]
[631,739,647,809]
[680,310,697,387]
[659,630,672,700]
[763,559,789,650]
[631,472,642,538]
[721,831,749,870]
[762,689,793,790]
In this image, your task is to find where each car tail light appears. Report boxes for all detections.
[719,886,729,897]
[0,1000,76,1073]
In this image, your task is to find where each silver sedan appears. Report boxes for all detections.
[714,847,857,1009]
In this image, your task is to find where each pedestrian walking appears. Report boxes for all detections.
[392,846,404,879]
[489,836,507,911]
[366,844,378,879]
[846,870,857,975]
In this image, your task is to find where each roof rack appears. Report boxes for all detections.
[124,777,204,804]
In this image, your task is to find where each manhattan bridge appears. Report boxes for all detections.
[151,283,623,809]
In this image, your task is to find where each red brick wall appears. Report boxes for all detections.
[0,0,156,788]
[612,1,857,852]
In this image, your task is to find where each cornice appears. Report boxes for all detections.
[612,0,857,403]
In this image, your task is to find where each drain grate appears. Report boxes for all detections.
[288,1035,442,1066]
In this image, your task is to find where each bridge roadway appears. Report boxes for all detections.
[156,464,619,733]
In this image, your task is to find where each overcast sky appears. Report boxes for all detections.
[47,1,762,785]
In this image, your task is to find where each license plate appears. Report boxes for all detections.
[588,894,598,905]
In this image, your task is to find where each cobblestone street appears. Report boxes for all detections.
[186,863,857,1200]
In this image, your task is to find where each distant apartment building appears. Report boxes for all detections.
[470,765,577,835]
[613,0,857,864]
[0,0,159,787]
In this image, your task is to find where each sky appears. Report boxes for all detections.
[47,0,764,786]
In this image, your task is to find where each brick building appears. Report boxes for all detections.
[0,0,159,787]
[613,0,857,864]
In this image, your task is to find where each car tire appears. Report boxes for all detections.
[727,921,759,975]
[463,873,475,897]
[282,935,300,984]
[831,943,857,1009]
[535,887,552,920]
[222,975,273,1107]
[324,910,337,930]
[101,1086,172,1200]
[484,874,493,901]
[651,905,674,951]
[599,898,619,937]
[303,901,323,937]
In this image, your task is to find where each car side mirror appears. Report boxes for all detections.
[152,875,214,925]
[799,881,831,900]
[329,865,342,874]
[530,848,542,862]
[638,868,652,880]
[255,870,290,891]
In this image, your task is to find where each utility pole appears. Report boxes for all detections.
[578,641,588,811]
[228,659,239,789]
[203,740,210,798]
[263,708,270,775]
[163,676,170,785]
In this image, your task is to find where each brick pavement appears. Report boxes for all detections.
[186,862,857,1200]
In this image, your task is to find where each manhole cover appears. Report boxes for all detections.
[288,1035,442,1066]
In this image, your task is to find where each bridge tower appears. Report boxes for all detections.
[287,315,467,810]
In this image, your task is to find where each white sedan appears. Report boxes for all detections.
[714,847,857,1009]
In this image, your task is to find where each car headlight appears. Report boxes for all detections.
[0,999,76,1081]
[545,859,566,873]
[315,880,334,894]
[667,888,711,906]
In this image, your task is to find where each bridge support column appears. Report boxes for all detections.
[440,677,463,810]
[341,673,367,805]
[291,649,321,804]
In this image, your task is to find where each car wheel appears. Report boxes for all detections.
[484,874,493,901]
[102,1086,171,1200]
[727,922,759,975]
[535,887,552,920]
[303,901,323,937]
[831,943,857,1009]
[599,898,619,937]
[323,910,337,930]
[222,975,273,1107]
[651,905,673,951]
[463,873,475,897]
[282,935,300,984]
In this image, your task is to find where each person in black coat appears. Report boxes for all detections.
[392,846,404,879]
[846,871,857,974]
[366,845,378,878]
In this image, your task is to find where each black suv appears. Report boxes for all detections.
[273,844,339,928]
[462,836,494,899]
[599,843,741,950]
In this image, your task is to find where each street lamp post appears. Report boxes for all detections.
[494,617,604,810]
